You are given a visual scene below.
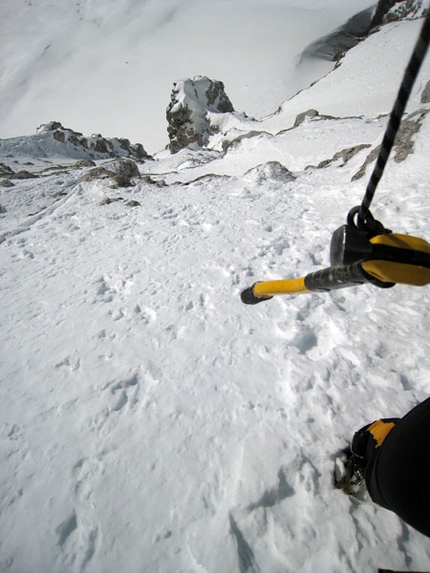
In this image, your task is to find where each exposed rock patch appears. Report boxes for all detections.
[317,144,371,169]
[370,0,428,27]
[0,163,14,177]
[294,109,320,128]
[352,107,429,179]
[99,197,124,206]
[392,108,429,162]
[10,170,39,180]
[301,7,374,62]
[0,179,15,188]
[79,158,140,187]
[421,79,430,104]
[243,161,296,185]
[99,197,141,207]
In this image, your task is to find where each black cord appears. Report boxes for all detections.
[358,12,430,229]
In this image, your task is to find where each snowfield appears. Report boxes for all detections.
[1,2,430,573]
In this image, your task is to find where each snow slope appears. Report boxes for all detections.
[0,0,375,153]
[1,4,430,573]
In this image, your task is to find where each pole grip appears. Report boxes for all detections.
[304,263,369,292]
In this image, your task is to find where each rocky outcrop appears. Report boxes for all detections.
[370,0,428,27]
[39,122,151,161]
[317,144,371,169]
[0,163,40,187]
[292,109,337,128]
[166,76,235,153]
[243,161,296,185]
[0,163,14,177]
[301,7,374,62]
[392,108,429,162]
[421,79,430,104]
[0,121,151,161]
[352,107,429,180]
[79,158,140,187]
[302,0,428,63]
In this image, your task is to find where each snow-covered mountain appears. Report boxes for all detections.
[1,0,379,154]
[1,2,430,573]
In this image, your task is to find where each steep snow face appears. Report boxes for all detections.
[262,17,430,134]
[0,0,375,153]
[2,114,430,572]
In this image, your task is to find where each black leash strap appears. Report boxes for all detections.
[358,12,430,230]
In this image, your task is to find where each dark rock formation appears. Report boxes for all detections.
[243,161,296,185]
[301,7,375,62]
[301,0,427,63]
[0,163,14,177]
[80,158,140,187]
[421,79,430,104]
[352,107,429,179]
[166,76,235,153]
[370,0,428,27]
[317,144,371,169]
[294,109,319,128]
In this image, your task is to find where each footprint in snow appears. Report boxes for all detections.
[105,373,140,413]
[55,457,101,568]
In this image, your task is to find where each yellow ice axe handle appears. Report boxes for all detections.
[241,233,430,305]
[241,263,374,304]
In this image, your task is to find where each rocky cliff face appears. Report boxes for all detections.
[166,76,235,153]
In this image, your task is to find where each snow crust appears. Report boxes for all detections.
[1,3,430,573]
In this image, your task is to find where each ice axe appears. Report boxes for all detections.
[241,13,430,305]
[241,214,430,304]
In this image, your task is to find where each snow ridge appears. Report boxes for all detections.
[0,121,150,161]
